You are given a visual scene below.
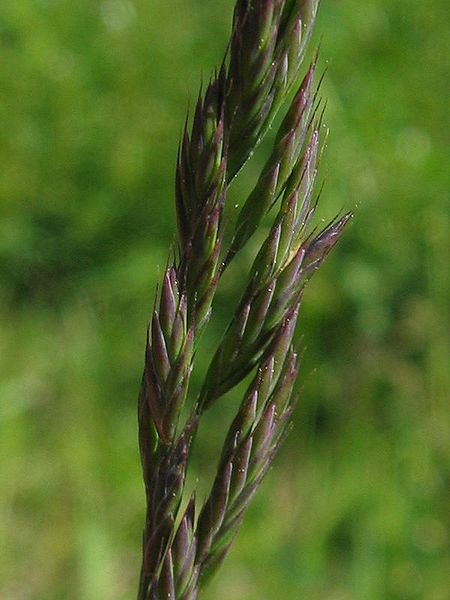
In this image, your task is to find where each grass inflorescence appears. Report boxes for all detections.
[137,2,352,598]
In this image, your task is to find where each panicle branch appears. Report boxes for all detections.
[194,312,300,585]
[226,0,319,178]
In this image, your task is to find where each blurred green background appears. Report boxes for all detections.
[1,1,449,598]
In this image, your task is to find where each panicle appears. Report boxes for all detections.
[137,1,351,597]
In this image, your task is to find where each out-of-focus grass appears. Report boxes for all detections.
[0,1,448,599]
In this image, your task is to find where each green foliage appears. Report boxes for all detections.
[0,1,448,599]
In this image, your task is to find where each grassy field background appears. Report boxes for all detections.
[1,1,449,598]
